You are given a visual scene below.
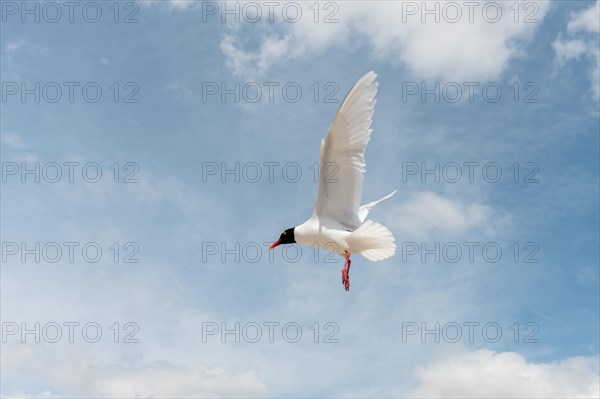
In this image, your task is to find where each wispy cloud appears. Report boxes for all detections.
[553,0,600,100]
[3,39,48,56]
[389,191,511,241]
[1,132,28,149]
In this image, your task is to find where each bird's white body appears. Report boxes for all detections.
[295,218,351,256]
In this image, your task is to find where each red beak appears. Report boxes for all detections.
[269,240,281,250]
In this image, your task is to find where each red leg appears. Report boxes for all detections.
[343,251,351,291]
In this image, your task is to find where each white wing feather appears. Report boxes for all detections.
[313,71,378,229]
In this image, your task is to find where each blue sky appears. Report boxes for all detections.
[1,0,599,397]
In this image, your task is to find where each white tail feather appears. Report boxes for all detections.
[348,220,396,261]
[358,190,397,223]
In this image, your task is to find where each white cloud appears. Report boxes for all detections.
[553,1,600,100]
[1,132,39,161]
[90,366,267,397]
[165,79,194,101]
[5,40,28,53]
[567,1,600,34]
[1,132,28,149]
[137,0,201,11]
[3,39,48,56]
[409,349,600,398]
[219,1,549,81]
[167,0,197,11]
[1,346,267,398]
[553,38,589,63]
[220,33,295,80]
[5,391,61,399]
[389,191,510,240]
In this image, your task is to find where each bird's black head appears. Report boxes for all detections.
[269,227,296,250]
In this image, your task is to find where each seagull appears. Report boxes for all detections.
[270,71,396,291]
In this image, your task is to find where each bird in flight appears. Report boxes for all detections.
[270,71,396,291]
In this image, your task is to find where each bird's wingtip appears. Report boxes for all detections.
[361,71,377,82]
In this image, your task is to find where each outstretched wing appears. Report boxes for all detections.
[313,71,378,229]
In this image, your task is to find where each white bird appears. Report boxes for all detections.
[270,71,396,291]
